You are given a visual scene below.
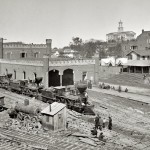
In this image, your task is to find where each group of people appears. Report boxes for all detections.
[91,114,112,141]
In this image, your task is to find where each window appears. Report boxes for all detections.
[130,46,137,50]
[14,70,16,79]
[23,71,26,79]
[137,55,140,60]
[142,56,145,60]
[147,56,150,60]
[128,54,132,60]
[20,52,27,58]
[34,52,39,58]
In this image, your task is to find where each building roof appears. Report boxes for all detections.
[123,60,150,66]
[107,31,136,36]
[41,102,66,116]
[126,50,150,56]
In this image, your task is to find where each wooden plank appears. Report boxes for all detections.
[79,137,97,147]
[72,132,94,138]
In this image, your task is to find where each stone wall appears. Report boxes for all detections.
[99,66,121,79]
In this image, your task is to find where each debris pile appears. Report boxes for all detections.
[3,114,48,137]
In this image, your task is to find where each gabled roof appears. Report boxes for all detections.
[41,102,66,116]
[123,60,150,66]
[126,50,150,56]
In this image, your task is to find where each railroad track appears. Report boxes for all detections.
[0,127,51,149]
[1,87,149,149]
[0,127,99,150]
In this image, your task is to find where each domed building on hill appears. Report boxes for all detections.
[106,21,136,43]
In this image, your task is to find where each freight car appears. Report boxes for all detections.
[41,84,95,115]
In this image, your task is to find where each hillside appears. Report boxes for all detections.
[99,73,150,89]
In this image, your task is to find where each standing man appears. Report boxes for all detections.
[108,116,112,130]
[103,118,106,128]
[95,114,100,129]
[99,116,103,131]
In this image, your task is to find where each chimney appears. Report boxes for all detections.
[46,39,52,58]
[49,104,51,112]
[142,29,144,33]
[0,38,3,59]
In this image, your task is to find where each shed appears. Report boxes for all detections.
[41,102,66,131]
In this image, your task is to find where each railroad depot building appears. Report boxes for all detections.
[0,38,100,87]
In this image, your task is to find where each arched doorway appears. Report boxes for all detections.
[62,69,73,86]
[49,70,60,87]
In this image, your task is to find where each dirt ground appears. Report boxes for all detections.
[88,89,150,150]
[0,87,150,150]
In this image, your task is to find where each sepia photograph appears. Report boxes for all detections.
[0,0,150,149]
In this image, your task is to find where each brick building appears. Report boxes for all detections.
[0,37,100,87]
[122,29,150,56]
[0,38,52,59]
[122,30,150,74]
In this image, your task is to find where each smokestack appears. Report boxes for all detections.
[142,29,144,33]
[0,38,3,59]
[49,104,51,112]
[46,39,52,58]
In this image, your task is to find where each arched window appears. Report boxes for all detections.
[23,71,26,79]
[14,70,16,79]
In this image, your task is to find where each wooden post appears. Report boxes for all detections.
[142,67,143,74]
[59,71,63,86]
[60,75,62,86]
[134,66,136,73]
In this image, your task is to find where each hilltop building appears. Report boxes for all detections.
[106,21,136,43]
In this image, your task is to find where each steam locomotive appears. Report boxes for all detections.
[0,74,95,115]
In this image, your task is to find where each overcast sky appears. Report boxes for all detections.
[0,0,150,48]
